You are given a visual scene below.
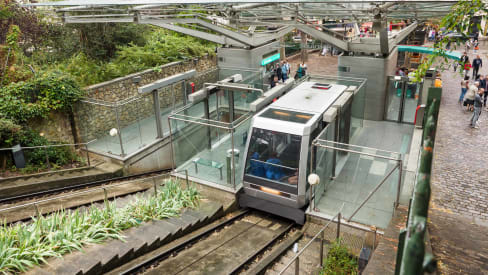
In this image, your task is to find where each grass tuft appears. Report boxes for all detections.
[0,179,199,274]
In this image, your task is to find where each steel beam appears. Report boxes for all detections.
[295,23,348,52]
[146,20,246,47]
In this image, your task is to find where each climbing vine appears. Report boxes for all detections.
[412,0,488,82]
[0,72,84,123]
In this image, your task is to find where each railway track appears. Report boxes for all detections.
[0,170,171,224]
[0,168,171,204]
[111,210,301,275]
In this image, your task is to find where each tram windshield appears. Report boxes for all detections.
[244,127,301,189]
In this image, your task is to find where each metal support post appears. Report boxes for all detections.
[34,203,41,218]
[85,144,91,167]
[168,117,176,170]
[337,212,341,241]
[153,90,164,139]
[185,169,189,189]
[204,97,211,149]
[114,103,126,156]
[231,129,236,190]
[396,159,403,208]
[320,230,325,267]
[300,31,308,62]
[295,257,300,275]
[228,89,235,123]
[44,148,51,169]
[153,177,158,196]
[103,188,109,209]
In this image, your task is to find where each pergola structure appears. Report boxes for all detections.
[28,0,459,55]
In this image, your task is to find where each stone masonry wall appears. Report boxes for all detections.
[27,111,75,144]
[75,55,218,142]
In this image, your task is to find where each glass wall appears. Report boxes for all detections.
[76,69,218,158]
[311,139,402,229]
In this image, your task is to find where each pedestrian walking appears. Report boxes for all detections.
[470,88,484,129]
[281,61,288,82]
[464,61,472,78]
[465,81,479,112]
[275,63,282,82]
[474,40,480,53]
[472,55,482,79]
[459,76,469,104]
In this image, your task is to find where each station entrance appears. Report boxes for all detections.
[385,76,422,124]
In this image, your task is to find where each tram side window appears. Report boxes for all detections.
[244,128,302,186]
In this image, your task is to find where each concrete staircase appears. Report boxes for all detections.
[25,200,224,275]
[0,161,123,199]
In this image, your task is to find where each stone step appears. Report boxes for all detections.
[24,199,225,275]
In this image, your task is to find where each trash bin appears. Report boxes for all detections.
[12,144,26,169]
[226,149,240,184]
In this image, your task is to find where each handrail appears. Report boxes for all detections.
[313,139,402,160]
[279,206,344,275]
[347,161,402,221]
[0,140,97,151]
[249,159,298,171]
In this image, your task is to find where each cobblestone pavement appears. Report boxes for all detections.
[287,51,338,75]
[429,47,488,274]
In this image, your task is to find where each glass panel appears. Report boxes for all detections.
[243,128,301,189]
[259,108,314,124]
[385,78,402,121]
[80,102,124,156]
[311,140,402,229]
[402,81,420,123]
[313,122,336,208]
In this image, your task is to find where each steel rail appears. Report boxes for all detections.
[228,222,295,274]
[0,172,170,213]
[0,168,171,204]
[118,209,250,275]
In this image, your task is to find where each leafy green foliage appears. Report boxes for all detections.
[0,118,21,147]
[0,72,84,122]
[0,0,47,53]
[0,179,199,274]
[413,0,488,82]
[321,241,358,275]
[17,129,79,167]
[51,30,215,87]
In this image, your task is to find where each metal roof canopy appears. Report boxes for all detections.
[27,0,458,54]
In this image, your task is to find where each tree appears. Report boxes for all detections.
[413,0,488,81]
[0,0,48,53]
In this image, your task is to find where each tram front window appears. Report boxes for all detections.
[244,128,301,189]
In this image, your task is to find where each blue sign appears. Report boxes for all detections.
[261,53,281,66]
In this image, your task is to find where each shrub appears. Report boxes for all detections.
[0,118,21,147]
[0,71,84,122]
[321,241,358,275]
[0,179,199,273]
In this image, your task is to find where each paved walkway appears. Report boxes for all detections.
[429,48,488,274]
[287,51,338,75]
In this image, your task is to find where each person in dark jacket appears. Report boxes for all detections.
[473,55,483,79]
[460,52,469,70]
[274,63,282,81]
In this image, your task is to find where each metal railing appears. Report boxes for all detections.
[0,140,96,176]
[279,208,344,275]
[395,98,440,275]
[310,139,403,220]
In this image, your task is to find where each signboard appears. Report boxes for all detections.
[261,53,280,66]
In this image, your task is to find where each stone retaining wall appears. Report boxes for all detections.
[75,55,218,142]
[27,111,75,144]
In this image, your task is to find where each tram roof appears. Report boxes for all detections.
[268,82,347,116]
